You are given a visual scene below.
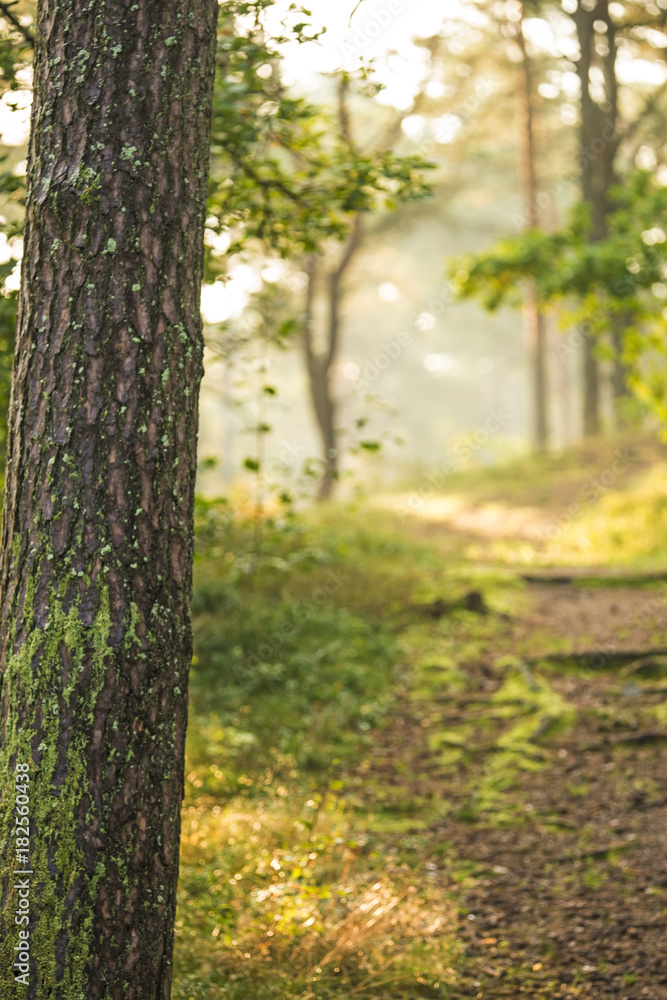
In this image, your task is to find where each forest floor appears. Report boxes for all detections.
[175,435,667,1000]
[358,575,667,999]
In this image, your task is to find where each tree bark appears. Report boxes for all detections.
[572,0,621,437]
[303,216,362,502]
[0,2,218,998]
[574,4,601,436]
[516,10,548,453]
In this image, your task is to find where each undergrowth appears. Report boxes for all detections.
[174,441,667,997]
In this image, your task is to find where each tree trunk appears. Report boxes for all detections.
[572,0,621,437]
[551,315,573,448]
[523,281,548,451]
[583,330,601,437]
[611,312,631,426]
[303,216,362,502]
[516,9,549,453]
[0,2,218,998]
[303,262,338,502]
[599,9,630,427]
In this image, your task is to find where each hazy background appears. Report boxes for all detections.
[197,0,657,495]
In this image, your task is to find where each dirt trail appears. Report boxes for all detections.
[361,574,667,998]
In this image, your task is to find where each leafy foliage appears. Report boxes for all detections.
[207,1,433,263]
[450,171,667,309]
[450,170,667,425]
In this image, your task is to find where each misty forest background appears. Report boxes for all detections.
[3,0,667,998]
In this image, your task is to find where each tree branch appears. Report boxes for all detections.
[219,140,304,205]
[0,2,34,46]
[325,213,363,372]
[348,1,363,26]
[622,79,667,147]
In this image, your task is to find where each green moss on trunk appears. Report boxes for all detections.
[0,1,219,997]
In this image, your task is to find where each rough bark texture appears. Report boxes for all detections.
[0,1,218,997]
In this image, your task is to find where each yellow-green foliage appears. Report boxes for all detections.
[174,797,459,1000]
[174,443,667,996]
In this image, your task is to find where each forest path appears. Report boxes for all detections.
[355,570,667,999]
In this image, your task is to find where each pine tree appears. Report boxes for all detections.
[0,1,219,995]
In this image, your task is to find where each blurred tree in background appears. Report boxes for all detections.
[0,1,667,488]
[206,3,433,498]
[452,0,667,444]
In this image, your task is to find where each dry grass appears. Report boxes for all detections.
[175,796,459,998]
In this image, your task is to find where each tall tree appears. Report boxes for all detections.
[452,0,667,441]
[515,3,549,451]
[0,2,218,997]
[572,0,612,434]
[205,22,432,500]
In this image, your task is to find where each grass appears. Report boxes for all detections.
[175,500,468,998]
[175,796,459,999]
[173,436,667,998]
[387,433,667,570]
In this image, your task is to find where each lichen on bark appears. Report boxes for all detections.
[0,1,219,997]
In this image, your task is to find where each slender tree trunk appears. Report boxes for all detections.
[303,216,362,501]
[523,281,548,451]
[572,0,621,437]
[556,335,574,449]
[580,323,601,437]
[516,10,548,452]
[611,312,631,425]
[303,264,340,503]
[574,6,601,436]
[0,2,218,998]
[583,335,601,437]
[600,11,631,425]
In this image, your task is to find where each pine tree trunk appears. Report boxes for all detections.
[0,2,218,997]
[516,9,549,453]
[583,330,601,438]
[572,0,621,437]
[315,386,337,503]
[523,281,548,451]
